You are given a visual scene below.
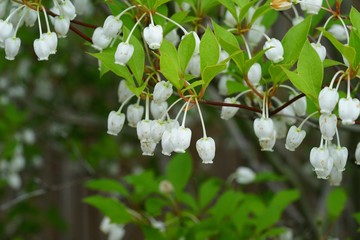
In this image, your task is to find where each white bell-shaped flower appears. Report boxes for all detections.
[115,42,134,66]
[329,168,342,186]
[60,0,76,20]
[10,155,25,172]
[144,24,163,50]
[285,126,306,151]
[218,75,235,96]
[355,142,360,165]
[273,117,287,139]
[292,16,304,26]
[318,87,339,114]
[331,146,348,171]
[103,15,123,38]
[153,81,173,103]
[187,54,201,77]
[0,20,14,47]
[221,97,239,120]
[224,7,240,27]
[182,31,200,54]
[310,147,333,179]
[254,117,274,141]
[107,111,125,136]
[33,37,51,61]
[302,0,323,15]
[165,119,179,130]
[127,104,144,127]
[74,0,92,15]
[117,80,133,103]
[0,0,7,19]
[247,63,262,86]
[136,120,153,141]
[319,114,337,141]
[338,97,360,125]
[150,101,168,120]
[279,106,297,125]
[263,38,284,63]
[315,155,333,179]
[161,129,175,156]
[5,37,21,61]
[247,24,265,48]
[140,139,157,156]
[328,24,347,42]
[259,130,276,151]
[54,16,70,38]
[150,120,166,143]
[92,27,112,51]
[234,167,256,184]
[311,42,326,62]
[196,137,216,164]
[165,29,180,46]
[289,93,307,116]
[42,32,58,54]
[7,173,21,190]
[173,127,192,153]
[24,8,37,27]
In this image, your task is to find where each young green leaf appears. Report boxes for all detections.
[202,64,227,86]
[207,190,243,222]
[86,179,129,197]
[160,40,182,89]
[198,178,222,209]
[166,152,192,195]
[349,29,360,67]
[200,27,220,74]
[125,28,145,86]
[327,188,347,222]
[249,4,271,26]
[217,0,238,22]
[350,7,360,34]
[178,33,196,73]
[163,11,189,35]
[238,1,256,23]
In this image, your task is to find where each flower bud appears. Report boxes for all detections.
[107,111,125,136]
[234,167,256,184]
[196,137,216,164]
[270,0,292,11]
[221,97,239,120]
[54,16,70,38]
[173,127,192,153]
[289,93,307,116]
[140,139,157,156]
[292,16,304,26]
[24,8,37,27]
[153,81,173,103]
[259,130,276,151]
[247,24,265,48]
[318,87,339,114]
[144,24,163,50]
[0,20,14,47]
[331,146,348,171]
[338,97,360,125]
[42,32,58,54]
[224,7,240,27]
[247,63,262,86]
[127,104,144,128]
[311,42,326,62]
[285,126,306,151]
[60,0,76,20]
[5,37,21,61]
[218,75,235,96]
[329,168,342,186]
[355,142,360,165]
[263,38,284,63]
[150,101,168,120]
[33,38,51,61]
[159,180,174,194]
[302,0,323,15]
[328,24,347,42]
[136,120,153,141]
[319,114,337,141]
[115,42,134,66]
[254,117,274,141]
[103,15,123,38]
[92,27,112,51]
[118,80,133,103]
[165,29,180,46]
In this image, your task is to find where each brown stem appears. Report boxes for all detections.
[70,25,93,43]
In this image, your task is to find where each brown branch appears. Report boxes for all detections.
[70,25,93,44]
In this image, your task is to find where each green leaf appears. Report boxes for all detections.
[167,152,192,195]
[142,226,167,240]
[282,16,312,66]
[181,80,204,93]
[202,64,227,86]
[217,0,237,22]
[327,188,347,222]
[145,197,168,216]
[163,11,189,35]
[124,171,158,202]
[351,7,360,34]
[255,190,299,234]
[200,27,220,74]
[84,196,132,224]
[254,172,286,182]
[244,48,267,73]
[250,4,271,26]
[198,179,222,209]
[207,190,243,222]
[282,41,323,107]
[86,179,129,197]
[153,4,168,26]
[178,192,198,210]
[106,1,127,15]
[321,29,356,66]
[227,80,248,95]
[323,59,344,68]
[200,0,219,14]
[178,33,196,73]
[153,0,171,9]
[239,1,256,23]
[349,29,360,67]
[160,40,182,89]
[269,63,292,86]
